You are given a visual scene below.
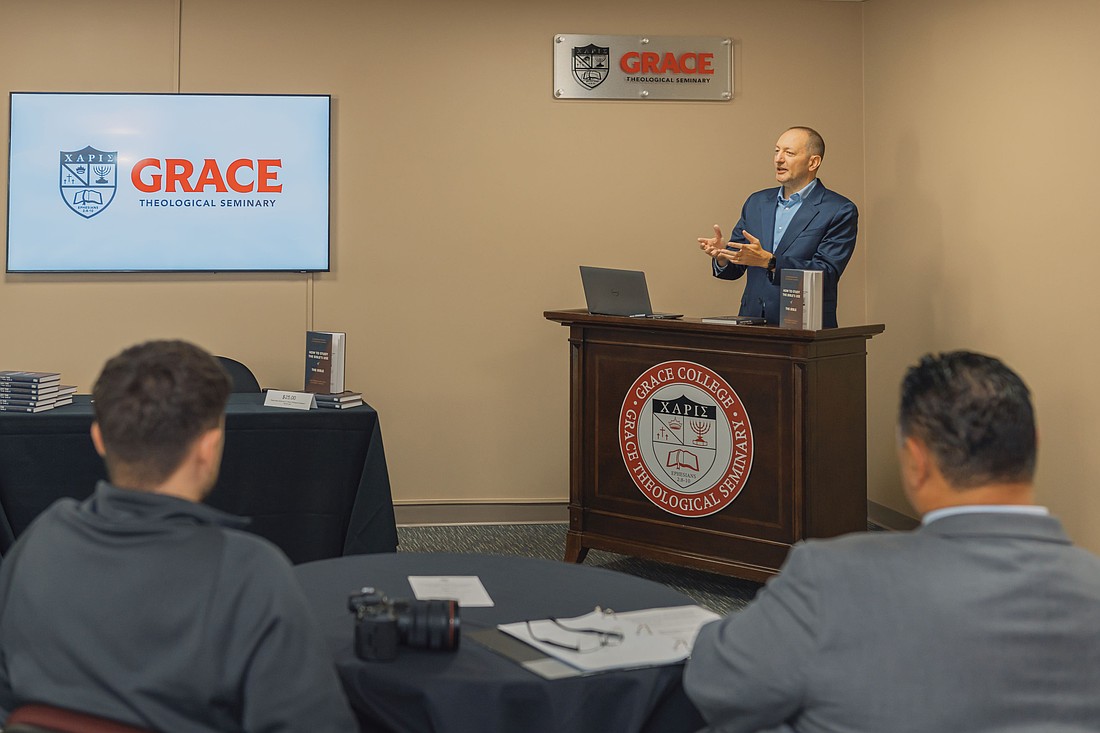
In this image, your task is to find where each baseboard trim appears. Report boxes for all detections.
[867,500,919,531]
[395,500,914,530]
[394,501,569,526]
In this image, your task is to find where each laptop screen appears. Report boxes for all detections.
[579,266,656,317]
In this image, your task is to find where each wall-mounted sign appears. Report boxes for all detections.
[553,34,732,102]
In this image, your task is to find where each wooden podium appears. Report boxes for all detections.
[545,310,884,582]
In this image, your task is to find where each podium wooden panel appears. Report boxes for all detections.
[544,310,884,582]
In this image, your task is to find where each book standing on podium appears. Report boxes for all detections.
[780,270,823,330]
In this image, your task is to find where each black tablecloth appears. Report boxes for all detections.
[0,394,397,563]
[294,553,707,733]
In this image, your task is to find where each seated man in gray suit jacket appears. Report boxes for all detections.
[684,351,1100,733]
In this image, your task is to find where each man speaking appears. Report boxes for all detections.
[698,127,857,327]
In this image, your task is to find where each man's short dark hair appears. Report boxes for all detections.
[788,126,825,159]
[899,351,1036,489]
[92,340,231,486]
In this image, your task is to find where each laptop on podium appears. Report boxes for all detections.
[579,266,683,319]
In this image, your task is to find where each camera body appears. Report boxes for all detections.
[349,588,401,661]
[348,587,460,662]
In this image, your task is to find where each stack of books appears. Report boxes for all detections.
[314,390,363,410]
[52,384,78,408]
[0,371,75,413]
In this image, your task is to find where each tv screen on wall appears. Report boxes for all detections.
[6,92,330,273]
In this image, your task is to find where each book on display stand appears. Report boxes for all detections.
[304,331,346,394]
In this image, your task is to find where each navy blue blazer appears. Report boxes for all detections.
[713,180,857,328]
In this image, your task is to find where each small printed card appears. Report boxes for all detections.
[407,576,494,607]
[263,390,317,411]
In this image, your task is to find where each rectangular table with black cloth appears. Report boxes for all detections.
[294,552,707,733]
[0,394,397,563]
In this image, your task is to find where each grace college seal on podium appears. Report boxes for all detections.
[618,360,753,518]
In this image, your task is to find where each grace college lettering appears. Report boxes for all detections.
[618,361,753,518]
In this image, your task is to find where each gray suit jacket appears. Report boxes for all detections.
[683,513,1100,733]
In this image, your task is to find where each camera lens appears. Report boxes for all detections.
[394,599,460,651]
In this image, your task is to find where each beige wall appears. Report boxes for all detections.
[0,1,310,397]
[1,1,865,508]
[8,0,1096,553]
[8,0,1093,551]
[863,0,1100,551]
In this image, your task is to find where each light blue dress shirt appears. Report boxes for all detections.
[716,178,820,274]
[772,179,817,252]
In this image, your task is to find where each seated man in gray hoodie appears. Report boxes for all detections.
[0,339,357,732]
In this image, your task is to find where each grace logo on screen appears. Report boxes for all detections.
[618,361,752,518]
[572,43,610,89]
[59,146,117,218]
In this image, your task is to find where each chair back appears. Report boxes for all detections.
[214,356,261,393]
[5,703,153,733]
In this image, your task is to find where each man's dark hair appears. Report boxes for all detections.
[92,340,231,487]
[899,351,1036,489]
[788,126,825,159]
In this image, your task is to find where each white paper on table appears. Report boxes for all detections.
[407,576,494,607]
[497,604,720,673]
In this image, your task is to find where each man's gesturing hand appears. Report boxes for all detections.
[698,224,738,266]
[729,230,772,268]
[698,226,772,268]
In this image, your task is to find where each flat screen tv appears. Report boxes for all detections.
[7,92,330,273]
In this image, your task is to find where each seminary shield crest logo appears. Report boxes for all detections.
[618,361,753,518]
[59,146,117,218]
[651,394,718,489]
[572,44,610,89]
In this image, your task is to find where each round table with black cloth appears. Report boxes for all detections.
[294,552,708,733]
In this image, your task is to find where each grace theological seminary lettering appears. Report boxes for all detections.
[58,148,286,217]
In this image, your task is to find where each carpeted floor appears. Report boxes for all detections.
[396,522,762,615]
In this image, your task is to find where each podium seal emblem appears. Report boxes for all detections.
[618,360,753,518]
